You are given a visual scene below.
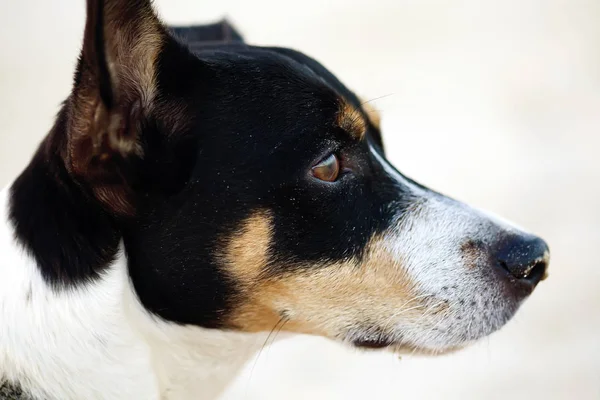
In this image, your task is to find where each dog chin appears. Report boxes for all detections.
[348,311,515,356]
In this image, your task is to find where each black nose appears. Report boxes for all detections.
[495,235,549,286]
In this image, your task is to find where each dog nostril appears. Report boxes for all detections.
[495,235,550,285]
[499,257,547,282]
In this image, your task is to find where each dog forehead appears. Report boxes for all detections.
[157,44,377,153]
[194,50,334,98]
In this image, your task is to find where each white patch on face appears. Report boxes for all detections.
[369,147,530,352]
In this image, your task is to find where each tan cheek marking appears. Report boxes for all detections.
[221,211,273,285]
[336,99,367,140]
[229,234,425,339]
[220,211,288,332]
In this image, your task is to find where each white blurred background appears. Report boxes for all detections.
[1,0,599,398]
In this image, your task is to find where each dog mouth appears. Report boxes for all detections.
[349,329,399,350]
[352,337,394,350]
[351,335,467,356]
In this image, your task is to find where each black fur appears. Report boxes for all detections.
[10,108,120,287]
[170,20,244,45]
[10,21,405,328]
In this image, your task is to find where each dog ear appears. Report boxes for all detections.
[169,20,245,46]
[65,0,171,215]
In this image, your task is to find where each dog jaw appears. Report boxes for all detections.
[215,145,548,354]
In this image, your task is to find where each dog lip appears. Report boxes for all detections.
[352,337,394,349]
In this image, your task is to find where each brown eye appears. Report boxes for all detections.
[312,153,340,182]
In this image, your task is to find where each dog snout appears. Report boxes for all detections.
[494,234,550,287]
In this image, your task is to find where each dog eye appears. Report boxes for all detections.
[312,153,340,182]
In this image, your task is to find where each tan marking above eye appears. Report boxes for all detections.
[312,153,340,182]
[336,99,367,140]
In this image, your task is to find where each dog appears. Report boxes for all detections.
[0,0,550,399]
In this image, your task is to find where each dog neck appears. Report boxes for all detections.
[0,184,270,399]
[123,271,271,400]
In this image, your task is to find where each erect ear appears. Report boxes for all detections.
[65,0,173,215]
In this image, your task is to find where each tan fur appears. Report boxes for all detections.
[221,210,273,285]
[103,8,164,107]
[336,100,367,140]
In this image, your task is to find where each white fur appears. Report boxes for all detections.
[370,147,531,351]
[0,186,267,400]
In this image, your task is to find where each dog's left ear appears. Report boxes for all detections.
[65,0,184,215]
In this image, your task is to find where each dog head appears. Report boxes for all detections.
[53,0,549,353]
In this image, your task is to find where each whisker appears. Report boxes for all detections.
[380,294,439,335]
[360,93,395,105]
[244,316,285,397]
[400,293,435,308]
[263,317,289,363]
